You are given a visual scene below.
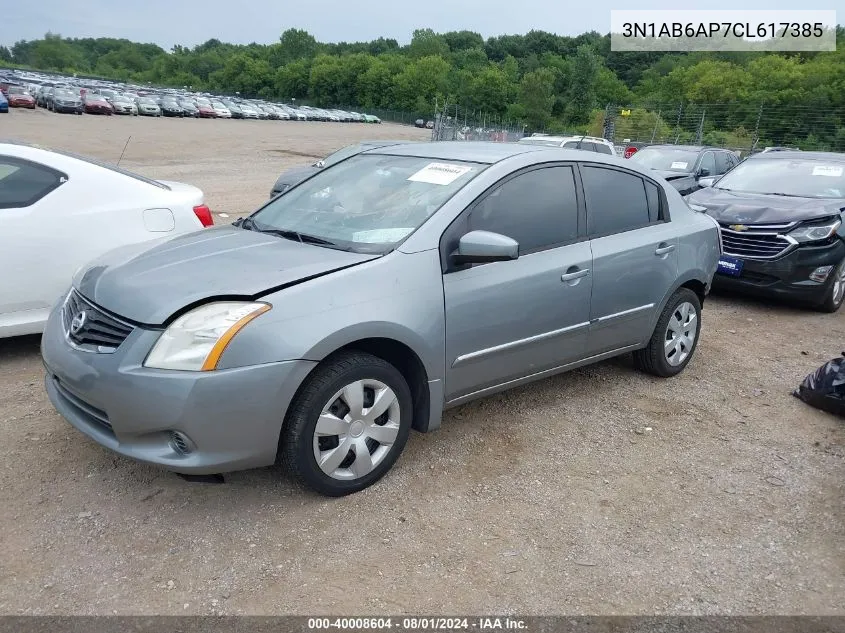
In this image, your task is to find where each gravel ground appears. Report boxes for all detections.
[0,108,844,616]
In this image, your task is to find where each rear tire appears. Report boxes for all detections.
[634,288,702,378]
[281,351,413,497]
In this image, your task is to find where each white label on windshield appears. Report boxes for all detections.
[670,161,689,169]
[812,165,843,177]
[352,228,414,243]
[407,163,472,185]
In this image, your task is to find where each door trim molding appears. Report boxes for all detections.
[591,303,654,325]
[446,343,641,407]
[452,320,590,368]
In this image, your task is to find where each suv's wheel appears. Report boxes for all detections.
[634,288,702,378]
[281,351,413,496]
[817,258,845,313]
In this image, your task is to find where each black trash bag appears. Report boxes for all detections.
[793,353,845,418]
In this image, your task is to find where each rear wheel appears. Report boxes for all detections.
[634,288,702,378]
[817,258,845,313]
[281,351,413,496]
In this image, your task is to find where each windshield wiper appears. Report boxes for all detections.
[260,228,339,247]
[238,216,352,250]
[767,192,803,198]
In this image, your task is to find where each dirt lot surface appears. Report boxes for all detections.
[1,109,843,616]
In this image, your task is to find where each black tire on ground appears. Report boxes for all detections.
[816,257,845,313]
[280,351,413,497]
[633,288,702,378]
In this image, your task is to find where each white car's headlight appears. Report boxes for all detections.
[788,219,842,243]
[144,302,271,371]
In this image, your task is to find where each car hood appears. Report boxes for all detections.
[73,225,380,325]
[272,165,321,192]
[687,187,845,224]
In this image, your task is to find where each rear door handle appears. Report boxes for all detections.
[655,244,675,256]
[561,268,590,282]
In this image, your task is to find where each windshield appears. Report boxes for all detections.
[8,86,27,95]
[54,90,74,99]
[715,158,845,199]
[138,97,156,104]
[629,148,699,171]
[249,155,484,253]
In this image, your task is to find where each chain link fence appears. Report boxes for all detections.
[430,103,526,142]
[600,103,845,156]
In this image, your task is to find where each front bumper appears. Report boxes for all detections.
[41,299,317,474]
[713,239,845,305]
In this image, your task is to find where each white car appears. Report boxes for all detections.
[517,135,617,156]
[211,102,232,118]
[0,142,213,338]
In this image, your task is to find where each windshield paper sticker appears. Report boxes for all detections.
[353,228,414,243]
[812,165,844,177]
[670,161,689,169]
[408,163,472,185]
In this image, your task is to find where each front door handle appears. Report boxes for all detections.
[655,243,675,256]
[561,268,590,282]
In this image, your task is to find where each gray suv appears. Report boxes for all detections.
[42,142,721,496]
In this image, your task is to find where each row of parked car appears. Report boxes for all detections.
[0,71,383,123]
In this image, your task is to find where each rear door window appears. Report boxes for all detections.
[581,165,652,236]
[0,157,67,209]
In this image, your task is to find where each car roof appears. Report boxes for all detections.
[746,150,845,162]
[641,145,721,152]
[364,141,552,164]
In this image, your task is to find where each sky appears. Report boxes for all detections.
[2,0,839,50]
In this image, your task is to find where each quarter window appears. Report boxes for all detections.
[468,166,579,253]
[0,157,67,209]
[581,165,651,236]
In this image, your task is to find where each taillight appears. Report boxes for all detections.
[624,146,638,159]
[193,204,213,227]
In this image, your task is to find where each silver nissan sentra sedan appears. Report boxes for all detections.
[42,141,721,496]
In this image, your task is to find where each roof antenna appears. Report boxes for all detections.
[117,136,132,167]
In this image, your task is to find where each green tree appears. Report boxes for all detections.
[277,28,318,64]
[566,44,599,124]
[275,60,310,99]
[518,68,555,130]
[393,55,450,113]
[408,29,449,59]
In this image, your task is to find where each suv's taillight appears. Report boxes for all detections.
[193,204,213,227]
[624,146,638,159]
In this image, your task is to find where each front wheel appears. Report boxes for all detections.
[817,258,845,313]
[281,351,413,496]
[634,288,702,378]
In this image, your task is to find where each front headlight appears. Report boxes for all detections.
[788,219,842,243]
[144,302,271,371]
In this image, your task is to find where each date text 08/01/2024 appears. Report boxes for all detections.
[307,617,529,630]
[621,22,825,39]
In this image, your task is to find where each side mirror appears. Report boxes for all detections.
[451,230,519,265]
[697,167,711,178]
[697,176,718,188]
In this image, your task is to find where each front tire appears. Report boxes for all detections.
[281,351,413,496]
[634,288,702,377]
[817,257,845,313]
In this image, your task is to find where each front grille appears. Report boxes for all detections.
[718,223,796,260]
[62,290,134,352]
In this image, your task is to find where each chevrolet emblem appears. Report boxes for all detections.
[728,224,749,232]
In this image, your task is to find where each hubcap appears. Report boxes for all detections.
[832,263,845,305]
[664,301,698,367]
[313,379,401,481]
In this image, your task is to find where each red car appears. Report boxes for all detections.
[6,86,36,109]
[83,93,114,115]
[196,103,217,118]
